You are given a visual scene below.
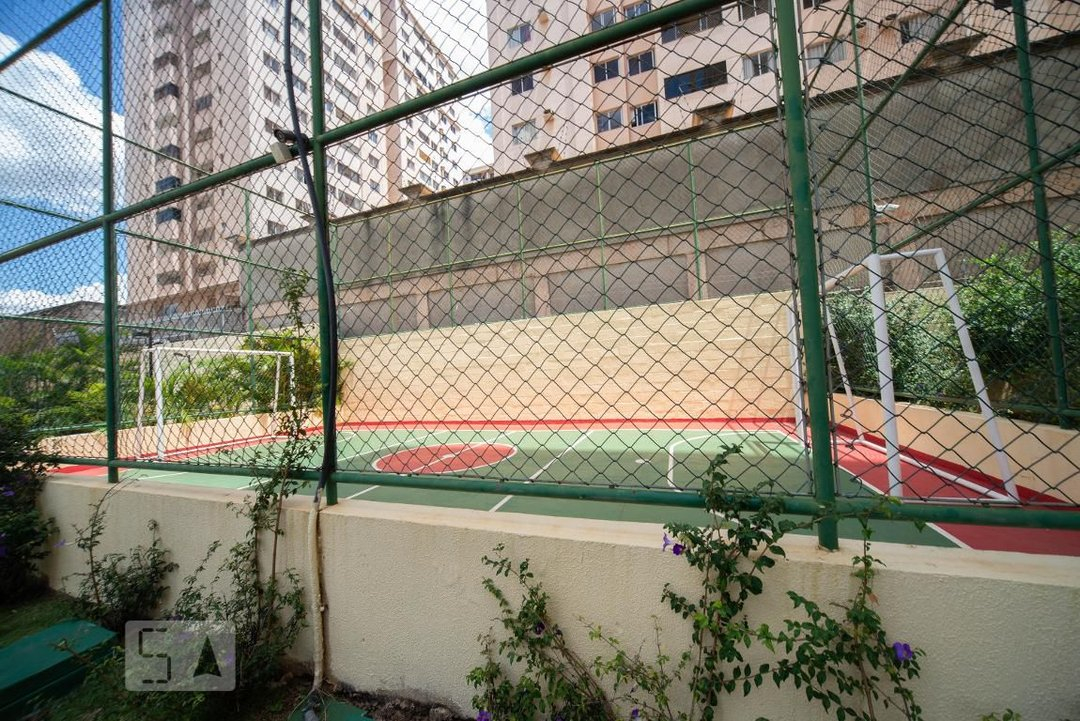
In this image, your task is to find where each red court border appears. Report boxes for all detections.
[372,442,517,474]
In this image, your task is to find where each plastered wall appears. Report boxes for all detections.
[39,475,1080,720]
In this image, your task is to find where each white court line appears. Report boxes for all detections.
[346,485,381,499]
[487,495,514,513]
[666,434,712,491]
[488,430,597,512]
[132,471,185,480]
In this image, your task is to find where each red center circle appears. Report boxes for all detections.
[373,442,517,474]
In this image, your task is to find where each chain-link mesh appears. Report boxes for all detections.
[1,0,1078,527]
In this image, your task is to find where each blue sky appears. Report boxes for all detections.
[0,0,128,314]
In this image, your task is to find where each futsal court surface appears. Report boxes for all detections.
[55,419,1080,556]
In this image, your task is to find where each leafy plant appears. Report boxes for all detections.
[470,446,924,721]
[68,485,178,631]
[0,398,57,603]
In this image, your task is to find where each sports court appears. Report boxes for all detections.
[56,418,1080,555]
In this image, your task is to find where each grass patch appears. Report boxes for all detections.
[0,590,75,647]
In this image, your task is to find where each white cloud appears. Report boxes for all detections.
[0,33,125,217]
[407,0,494,171]
[0,274,128,316]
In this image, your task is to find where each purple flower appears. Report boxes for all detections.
[54,538,67,549]
[661,533,673,552]
[631,709,641,720]
[1,487,13,497]
[533,621,546,636]
[672,543,685,556]
[477,711,493,721]
[892,642,914,663]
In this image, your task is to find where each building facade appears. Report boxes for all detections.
[122,0,460,312]
[485,0,1076,175]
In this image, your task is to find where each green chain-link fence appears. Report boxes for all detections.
[1,0,1077,548]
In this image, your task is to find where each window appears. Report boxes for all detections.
[153,52,179,70]
[194,94,212,111]
[627,49,654,76]
[364,31,375,45]
[267,221,286,234]
[900,13,945,44]
[159,144,181,159]
[296,198,312,214]
[155,176,181,193]
[263,52,281,74]
[263,84,281,104]
[743,49,775,78]
[510,74,534,95]
[266,186,284,202]
[262,19,279,41]
[333,52,358,78]
[511,120,538,144]
[193,127,212,143]
[596,107,622,132]
[155,112,178,129]
[593,58,620,83]
[367,130,378,142]
[294,76,308,93]
[507,23,531,47]
[660,9,723,42]
[155,207,181,224]
[663,61,727,99]
[590,8,618,30]
[624,1,650,19]
[739,0,771,20]
[154,83,180,101]
[369,180,379,192]
[362,6,374,21]
[333,26,358,53]
[806,39,846,67]
[154,22,175,38]
[193,61,211,79]
[291,14,306,34]
[292,44,307,64]
[193,29,210,46]
[631,101,657,126]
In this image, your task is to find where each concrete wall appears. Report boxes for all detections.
[40,476,1080,720]
[337,292,797,424]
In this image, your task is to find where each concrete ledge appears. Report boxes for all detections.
[40,475,1080,719]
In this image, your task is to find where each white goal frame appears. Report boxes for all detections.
[811,247,1018,502]
[135,345,295,461]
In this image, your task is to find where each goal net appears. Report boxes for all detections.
[134,345,295,461]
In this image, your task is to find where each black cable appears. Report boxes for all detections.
[282,0,337,502]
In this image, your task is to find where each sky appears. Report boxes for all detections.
[0,0,493,316]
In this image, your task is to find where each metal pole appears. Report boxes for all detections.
[1012,0,1070,428]
[849,4,902,495]
[775,0,839,549]
[101,0,119,483]
[309,0,337,505]
[686,141,704,300]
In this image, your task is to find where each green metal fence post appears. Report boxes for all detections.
[775,0,838,549]
[101,0,119,484]
[1012,0,1071,428]
[308,0,337,504]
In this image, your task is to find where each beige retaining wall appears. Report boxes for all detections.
[44,412,280,461]
[40,476,1080,720]
[339,293,797,424]
[833,395,1080,503]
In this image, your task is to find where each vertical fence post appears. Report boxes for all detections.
[101,0,119,483]
[775,0,838,549]
[686,140,704,300]
[1012,0,1070,428]
[308,0,337,504]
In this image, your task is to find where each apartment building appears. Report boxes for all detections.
[123,0,460,311]
[486,0,1077,175]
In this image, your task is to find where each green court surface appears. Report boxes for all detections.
[98,425,959,548]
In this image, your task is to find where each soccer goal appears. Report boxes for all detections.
[135,345,295,461]
[822,248,1018,502]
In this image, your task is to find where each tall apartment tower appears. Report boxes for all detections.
[486,0,1075,176]
[123,0,459,312]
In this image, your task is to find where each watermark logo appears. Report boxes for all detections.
[124,620,235,692]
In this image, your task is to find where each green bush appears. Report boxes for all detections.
[0,399,57,603]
